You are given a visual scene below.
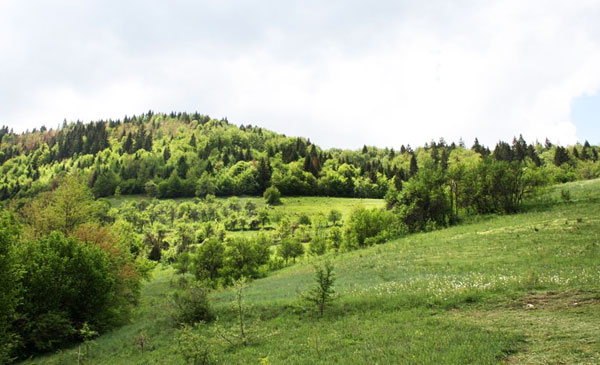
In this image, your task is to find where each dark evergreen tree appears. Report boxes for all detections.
[493,141,513,161]
[144,134,153,152]
[554,146,570,166]
[177,156,189,179]
[409,154,418,176]
[123,133,134,154]
[256,157,272,192]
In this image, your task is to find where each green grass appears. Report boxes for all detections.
[104,194,383,218]
[24,179,600,364]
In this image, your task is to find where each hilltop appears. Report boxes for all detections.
[0,112,598,203]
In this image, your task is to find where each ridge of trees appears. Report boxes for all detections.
[0,112,598,202]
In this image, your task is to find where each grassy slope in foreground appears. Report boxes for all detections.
[25,179,600,364]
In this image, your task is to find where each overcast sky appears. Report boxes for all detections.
[1,0,599,149]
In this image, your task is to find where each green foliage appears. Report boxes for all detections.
[327,208,342,226]
[0,176,145,360]
[301,261,336,316]
[191,238,225,284]
[395,168,451,232]
[560,188,572,202]
[175,324,216,365]
[277,237,305,264]
[171,283,214,325]
[14,232,120,354]
[17,179,600,364]
[1,112,598,206]
[263,186,282,205]
[297,213,311,225]
[308,234,327,256]
[221,236,271,283]
[23,174,98,237]
[326,226,343,252]
[343,207,400,249]
[464,160,548,214]
[93,169,120,198]
[0,211,21,363]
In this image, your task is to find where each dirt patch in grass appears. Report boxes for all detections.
[515,290,600,311]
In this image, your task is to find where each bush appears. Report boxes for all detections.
[191,238,225,284]
[263,186,282,205]
[14,232,124,355]
[176,324,216,365]
[308,235,326,256]
[560,188,572,203]
[301,261,336,316]
[326,226,343,252]
[221,236,271,282]
[395,168,450,232]
[277,237,304,264]
[297,213,312,226]
[327,209,342,226]
[171,283,214,325]
[343,207,399,250]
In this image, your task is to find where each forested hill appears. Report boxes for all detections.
[0,111,598,201]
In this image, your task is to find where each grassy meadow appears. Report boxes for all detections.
[24,179,600,364]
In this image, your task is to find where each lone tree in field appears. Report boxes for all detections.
[302,261,336,316]
[263,186,282,205]
[327,209,342,226]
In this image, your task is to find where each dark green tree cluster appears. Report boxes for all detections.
[0,176,149,361]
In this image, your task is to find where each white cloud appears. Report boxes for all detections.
[1,0,599,149]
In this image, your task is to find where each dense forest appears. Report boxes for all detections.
[1,112,600,362]
[0,111,598,202]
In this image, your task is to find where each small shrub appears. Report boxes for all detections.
[301,261,336,316]
[298,213,312,226]
[214,278,255,347]
[171,283,214,325]
[326,227,343,252]
[327,209,342,226]
[176,324,216,365]
[308,235,326,256]
[560,188,572,203]
[263,186,282,205]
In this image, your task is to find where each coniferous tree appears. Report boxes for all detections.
[554,146,570,166]
[123,133,134,154]
[144,134,153,152]
[256,157,272,192]
[163,146,171,162]
[409,154,418,177]
[177,156,189,179]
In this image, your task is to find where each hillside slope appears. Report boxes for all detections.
[24,179,600,364]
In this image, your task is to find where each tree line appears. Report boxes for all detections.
[0,112,598,202]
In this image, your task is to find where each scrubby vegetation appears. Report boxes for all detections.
[0,177,152,362]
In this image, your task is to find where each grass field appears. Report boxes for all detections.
[25,180,600,364]
[104,195,384,218]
